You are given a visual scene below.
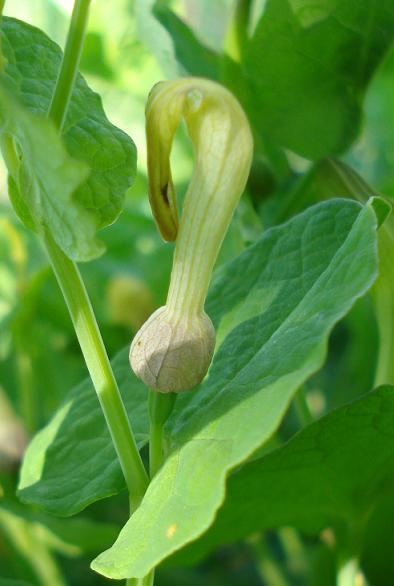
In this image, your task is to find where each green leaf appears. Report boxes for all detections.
[175,385,394,564]
[153,6,220,80]
[0,84,103,261]
[245,0,394,159]
[92,198,380,579]
[0,17,136,255]
[18,348,149,516]
[134,0,180,78]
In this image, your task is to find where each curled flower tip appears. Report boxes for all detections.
[130,77,253,393]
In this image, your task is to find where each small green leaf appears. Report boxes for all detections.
[0,85,102,261]
[245,0,394,159]
[0,17,136,254]
[92,199,380,579]
[18,348,149,516]
[175,385,394,564]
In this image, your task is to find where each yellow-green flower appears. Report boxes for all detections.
[130,78,253,392]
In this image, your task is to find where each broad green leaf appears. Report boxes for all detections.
[18,348,149,516]
[92,199,380,579]
[174,385,394,564]
[0,17,136,255]
[0,85,102,261]
[245,0,394,159]
[266,157,394,388]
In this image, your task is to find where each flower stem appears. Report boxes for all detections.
[148,390,176,478]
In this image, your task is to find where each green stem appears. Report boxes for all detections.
[149,420,164,479]
[148,390,176,478]
[44,0,149,508]
[44,2,152,583]
[293,386,313,427]
[48,0,91,129]
[127,391,176,586]
[0,0,6,16]
[44,233,148,508]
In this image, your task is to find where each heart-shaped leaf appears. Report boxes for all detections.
[92,198,381,579]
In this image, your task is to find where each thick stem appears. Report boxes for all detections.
[48,0,91,129]
[148,390,176,478]
[0,0,6,16]
[149,419,164,479]
[44,233,148,509]
[44,2,152,582]
[44,0,149,507]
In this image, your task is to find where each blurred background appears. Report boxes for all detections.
[0,1,394,584]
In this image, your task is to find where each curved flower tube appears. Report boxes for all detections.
[130,77,253,392]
